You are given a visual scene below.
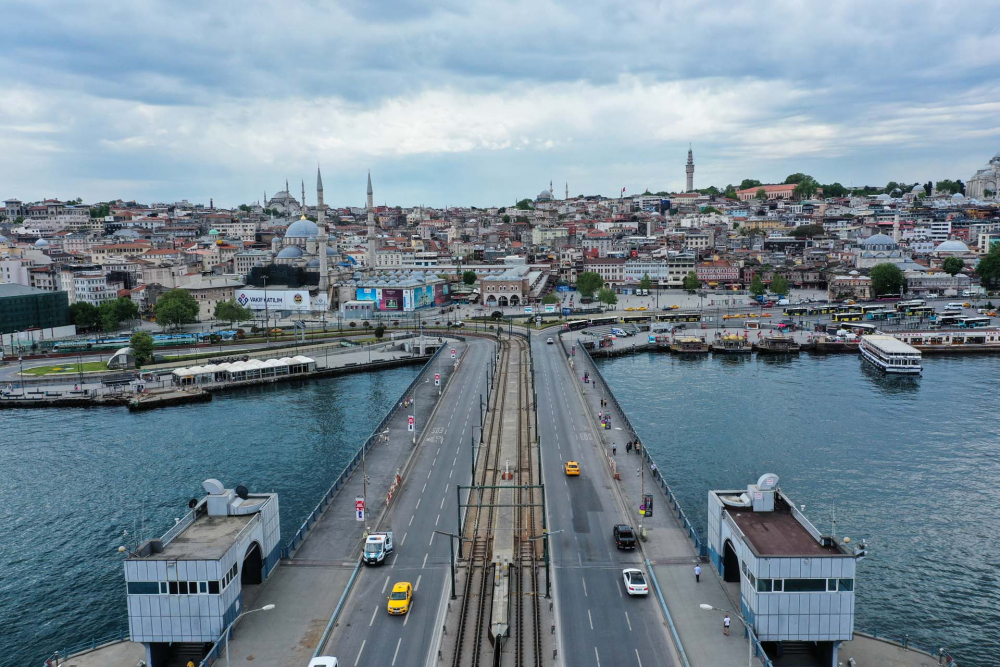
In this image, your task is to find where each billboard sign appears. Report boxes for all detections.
[544,304,556,313]
[236,289,311,312]
[380,288,403,311]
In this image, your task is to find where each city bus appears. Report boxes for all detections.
[620,314,653,324]
[783,307,809,317]
[835,305,862,313]
[842,323,878,335]
[564,320,589,331]
[903,305,935,317]
[959,316,991,328]
[656,311,702,323]
[832,311,863,322]
[809,305,836,315]
[895,300,926,312]
[864,310,892,321]
[588,316,619,327]
[860,304,885,314]
[932,314,962,327]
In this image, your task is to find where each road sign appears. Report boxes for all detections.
[544,304,556,313]
[434,373,440,386]
[524,306,533,314]
[450,349,456,359]
[407,415,415,432]
[356,497,365,511]
[562,307,571,315]
[356,509,365,521]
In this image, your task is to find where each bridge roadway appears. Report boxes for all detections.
[531,331,680,667]
[318,336,494,666]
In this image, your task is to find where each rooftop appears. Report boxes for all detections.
[138,512,255,560]
[728,495,846,558]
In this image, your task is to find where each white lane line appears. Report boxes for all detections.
[625,610,632,632]
[435,513,440,526]
[391,638,402,665]
[452,457,457,466]
[409,514,414,527]
[369,607,378,627]
[444,483,449,494]
[432,458,437,466]
[429,532,435,546]
[449,469,453,479]
[401,532,407,546]
[588,608,594,630]
[415,574,422,590]
[634,648,642,667]
[436,447,441,455]
[617,580,623,597]
[354,639,366,666]
[582,577,587,597]
[381,576,390,594]
[440,497,446,509]
[422,553,428,569]
[595,646,601,667]
[427,469,432,479]
[390,553,397,568]
[415,499,421,510]
[422,482,427,493]
[456,447,461,455]
[403,603,412,626]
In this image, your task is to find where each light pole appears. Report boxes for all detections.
[224,603,275,667]
[262,276,270,348]
[471,425,482,480]
[526,530,563,598]
[699,603,753,667]
[433,530,469,599]
[412,378,430,444]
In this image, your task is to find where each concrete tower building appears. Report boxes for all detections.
[316,166,329,292]
[565,182,569,200]
[366,172,376,268]
[686,145,695,192]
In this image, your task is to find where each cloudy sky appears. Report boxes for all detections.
[2,0,999,208]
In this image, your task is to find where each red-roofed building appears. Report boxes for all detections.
[736,184,797,201]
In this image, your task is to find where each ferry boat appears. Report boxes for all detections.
[669,336,710,354]
[753,334,800,354]
[889,328,1000,353]
[858,335,922,374]
[711,334,751,355]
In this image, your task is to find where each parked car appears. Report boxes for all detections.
[622,568,649,596]
[613,524,637,550]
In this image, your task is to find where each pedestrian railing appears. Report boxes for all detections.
[41,629,129,666]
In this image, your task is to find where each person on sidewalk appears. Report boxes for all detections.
[694,564,701,582]
[612,444,617,456]
[723,614,731,636]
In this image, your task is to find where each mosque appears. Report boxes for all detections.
[264,179,303,216]
[966,151,1000,199]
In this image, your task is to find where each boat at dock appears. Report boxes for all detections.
[859,335,922,374]
[669,336,710,354]
[711,334,752,355]
[753,334,801,354]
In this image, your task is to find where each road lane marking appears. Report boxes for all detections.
[403,602,412,626]
[452,457,457,466]
[634,649,642,667]
[582,577,587,597]
[435,514,440,526]
[415,499,421,510]
[436,447,440,455]
[449,469,453,479]
[409,515,414,526]
[401,532,407,546]
[444,484,449,494]
[422,482,427,493]
[432,458,437,466]
[391,638,402,665]
[617,580,623,597]
[429,532,435,546]
[422,553,428,568]
[588,608,593,629]
[415,574,422,590]
[355,639,366,666]
[427,469,432,479]
[595,646,601,667]
[625,610,632,631]
[440,497,446,509]
[381,576,390,594]
[369,607,378,626]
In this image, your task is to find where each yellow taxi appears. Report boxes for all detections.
[669,305,680,310]
[387,581,413,615]
[625,307,636,311]
[747,313,759,318]
[564,461,580,476]
[760,312,772,317]
[638,307,647,311]
[269,328,283,334]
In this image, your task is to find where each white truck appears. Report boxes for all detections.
[363,531,394,565]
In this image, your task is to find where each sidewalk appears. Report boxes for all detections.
[567,332,759,667]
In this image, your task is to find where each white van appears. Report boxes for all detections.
[946,302,966,310]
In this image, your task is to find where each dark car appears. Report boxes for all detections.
[613,524,637,550]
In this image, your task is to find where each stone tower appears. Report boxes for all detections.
[366,172,376,268]
[317,166,329,292]
[686,145,695,192]
[565,182,569,200]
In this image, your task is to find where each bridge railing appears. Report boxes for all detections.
[41,629,130,667]
[573,336,706,557]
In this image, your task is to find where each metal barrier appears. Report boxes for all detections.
[41,630,130,666]
[575,337,707,557]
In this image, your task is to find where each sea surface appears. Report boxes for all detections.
[0,367,417,667]
[596,352,1000,666]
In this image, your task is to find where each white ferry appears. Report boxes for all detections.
[858,335,922,374]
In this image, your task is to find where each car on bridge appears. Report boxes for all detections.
[613,524,637,550]
[622,568,649,596]
[564,461,580,476]
[308,658,339,667]
[547,337,554,344]
[387,581,413,615]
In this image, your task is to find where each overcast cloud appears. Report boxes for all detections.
[1,0,999,207]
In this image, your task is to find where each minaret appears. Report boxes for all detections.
[550,179,553,197]
[366,171,376,269]
[565,182,569,200]
[301,180,306,215]
[893,212,900,243]
[316,167,329,291]
[686,145,695,192]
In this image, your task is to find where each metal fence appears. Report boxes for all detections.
[41,630,130,666]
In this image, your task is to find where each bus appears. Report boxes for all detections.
[784,307,809,317]
[860,305,885,314]
[933,315,962,327]
[864,310,892,321]
[620,314,653,324]
[959,317,991,328]
[809,305,836,315]
[588,316,618,327]
[842,323,878,335]
[900,305,935,317]
[657,311,701,323]
[564,320,589,331]
[895,300,926,312]
[832,311,863,322]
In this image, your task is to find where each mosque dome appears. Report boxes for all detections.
[934,240,970,254]
[876,193,892,201]
[34,238,50,248]
[276,246,304,259]
[536,189,552,201]
[951,192,965,200]
[911,184,923,194]
[325,246,337,256]
[208,228,220,235]
[305,258,320,268]
[284,216,318,238]
[860,234,898,251]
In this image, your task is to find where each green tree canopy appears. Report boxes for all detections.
[69,302,101,330]
[374,324,386,340]
[701,206,723,214]
[462,270,478,285]
[597,287,618,309]
[975,243,1000,290]
[793,178,820,199]
[822,182,848,198]
[214,299,254,325]
[575,271,604,298]
[942,256,965,276]
[770,274,790,296]
[639,273,653,291]
[238,204,251,212]
[791,224,824,238]
[749,274,766,297]
[501,214,511,224]
[515,199,535,210]
[722,184,738,199]
[739,179,762,191]
[935,179,964,195]
[542,293,558,304]
[682,271,700,292]
[99,297,140,332]
[129,331,155,366]
[870,263,905,297]
[784,173,811,185]
[154,289,200,330]
[89,203,111,218]
[755,188,768,200]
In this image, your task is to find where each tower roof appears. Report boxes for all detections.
[367,171,373,196]
[317,166,324,192]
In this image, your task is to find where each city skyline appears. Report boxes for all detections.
[1,0,998,207]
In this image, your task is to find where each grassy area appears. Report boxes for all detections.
[159,337,383,363]
[22,361,109,376]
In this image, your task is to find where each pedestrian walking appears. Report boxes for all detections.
[635,442,641,455]
[694,564,701,582]
[626,441,632,454]
[612,444,617,456]
[723,614,731,636]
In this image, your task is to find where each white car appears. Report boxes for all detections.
[546,337,554,344]
[622,568,649,596]
[308,658,339,667]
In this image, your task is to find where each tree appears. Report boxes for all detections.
[701,206,722,214]
[462,270,477,285]
[942,256,965,276]
[374,324,386,340]
[99,297,140,332]
[722,184,738,199]
[515,198,534,210]
[784,173,811,185]
[542,293,558,304]
[497,207,506,213]
[793,178,819,199]
[130,331,155,366]
[682,271,700,292]
[885,181,901,195]
[153,289,200,330]
[755,188,767,200]
[597,287,618,309]
[69,302,101,330]
[822,182,848,198]
[791,224,824,238]
[501,214,511,224]
[639,273,652,292]
[89,203,111,218]
[575,271,604,298]
[770,274,790,296]
[749,274,766,297]
[238,204,251,212]
[214,299,254,326]
[923,181,933,196]
[975,243,1000,290]
[935,179,962,195]
[870,263,905,296]
[739,179,762,191]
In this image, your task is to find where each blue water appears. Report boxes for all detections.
[0,368,416,667]
[596,353,1000,666]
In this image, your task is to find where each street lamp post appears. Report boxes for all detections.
[412,378,430,444]
[433,530,469,599]
[699,603,753,667]
[526,530,563,598]
[262,276,270,348]
[224,603,275,667]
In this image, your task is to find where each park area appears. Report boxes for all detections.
[20,361,109,376]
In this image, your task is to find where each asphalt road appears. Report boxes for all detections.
[531,332,677,667]
[320,336,493,667]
